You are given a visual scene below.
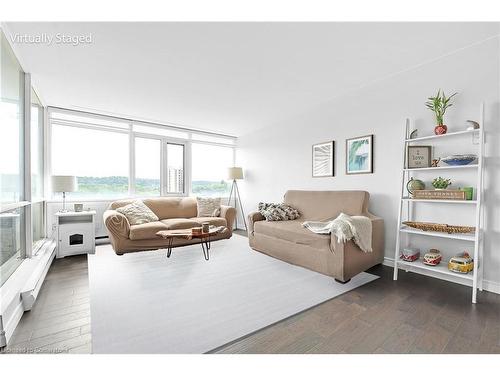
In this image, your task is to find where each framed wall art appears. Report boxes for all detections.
[346,134,373,174]
[407,145,432,169]
[312,141,335,177]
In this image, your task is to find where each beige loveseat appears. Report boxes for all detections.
[248,190,384,283]
[104,197,236,255]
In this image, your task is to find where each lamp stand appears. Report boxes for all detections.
[228,180,247,231]
[61,191,68,212]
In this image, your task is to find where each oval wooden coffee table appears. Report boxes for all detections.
[156,226,227,261]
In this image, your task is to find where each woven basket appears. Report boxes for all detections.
[403,221,475,234]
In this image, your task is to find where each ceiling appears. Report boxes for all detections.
[4,22,499,136]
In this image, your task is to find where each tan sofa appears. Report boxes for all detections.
[104,197,236,255]
[248,190,384,283]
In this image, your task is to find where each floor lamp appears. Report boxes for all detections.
[227,167,247,231]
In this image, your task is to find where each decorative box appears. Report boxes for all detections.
[400,247,420,262]
[423,249,442,266]
[413,189,466,200]
[448,252,474,274]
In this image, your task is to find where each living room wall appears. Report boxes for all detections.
[236,36,500,292]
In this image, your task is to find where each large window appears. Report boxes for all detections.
[49,108,236,199]
[31,90,45,251]
[1,31,26,284]
[191,143,234,197]
[31,90,43,200]
[51,124,129,198]
[135,137,161,196]
[0,31,24,205]
[166,143,185,194]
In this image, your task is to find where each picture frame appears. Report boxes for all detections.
[346,134,373,174]
[312,141,335,177]
[407,145,432,169]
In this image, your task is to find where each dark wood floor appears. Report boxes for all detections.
[3,233,499,354]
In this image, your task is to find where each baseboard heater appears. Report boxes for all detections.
[20,241,57,311]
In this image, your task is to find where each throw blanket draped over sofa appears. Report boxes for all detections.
[302,212,373,253]
[248,190,384,282]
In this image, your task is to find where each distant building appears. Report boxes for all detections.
[168,168,184,193]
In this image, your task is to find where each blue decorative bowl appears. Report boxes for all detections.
[441,154,477,166]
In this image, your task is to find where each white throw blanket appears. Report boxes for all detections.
[302,213,372,253]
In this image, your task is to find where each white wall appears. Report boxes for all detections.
[237,36,500,292]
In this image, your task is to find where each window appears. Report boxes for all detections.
[32,201,44,249]
[49,108,236,199]
[133,124,188,139]
[135,137,161,196]
[0,208,26,285]
[166,143,184,194]
[31,90,44,200]
[0,32,24,204]
[1,31,26,285]
[31,90,45,251]
[51,124,129,198]
[191,144,234,197]
[191,133,235,145]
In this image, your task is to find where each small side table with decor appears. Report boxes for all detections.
[55,211,96,258]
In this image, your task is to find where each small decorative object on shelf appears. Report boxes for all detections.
[460,187,474,200]
[74,203,83,212]
[409,129,418,139]
[441,154,477,166]
[403,221,475,234]
[425,89,458,135]
[466,120,480,131]
[423,249,442,266]
[407,145,432,168]
[431,158,440,167]
[432,177,452,190]
[448,252,474,274]
[406,177,425,196]
[413,189,465,200]
[400,247,420,262]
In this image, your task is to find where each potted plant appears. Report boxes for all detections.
[425,89,457,135]
[432,177,452,190]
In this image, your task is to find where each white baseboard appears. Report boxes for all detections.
[0,240,56,347]
[2,301,24,345]
[383,256,500,295]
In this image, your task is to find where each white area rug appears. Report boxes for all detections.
[88,234,378,353]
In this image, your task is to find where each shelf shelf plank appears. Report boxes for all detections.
[405,129,479,142]
[404,164,478,171]
[396,259,473,281]
[402,197,477,204]
[399,227,476,241]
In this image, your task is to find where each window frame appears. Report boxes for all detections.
[0,70,48,283]
[47,107,237,200]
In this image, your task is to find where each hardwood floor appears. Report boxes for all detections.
[3,255,91,354]
[3,234,499,354]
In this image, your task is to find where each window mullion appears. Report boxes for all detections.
[23,73,33,258]
[129,127,135,197]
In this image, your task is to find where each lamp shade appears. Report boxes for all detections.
[52,175,78,192]
[228,167,243,180]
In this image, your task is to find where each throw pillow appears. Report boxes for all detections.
[197,197,222,217]
[258,202,300,221]
[116,200,159,225]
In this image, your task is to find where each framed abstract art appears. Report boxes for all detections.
[312,141,335,177]
[346,134,373,174]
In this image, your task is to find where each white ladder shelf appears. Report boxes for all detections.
[393,104,485,304]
